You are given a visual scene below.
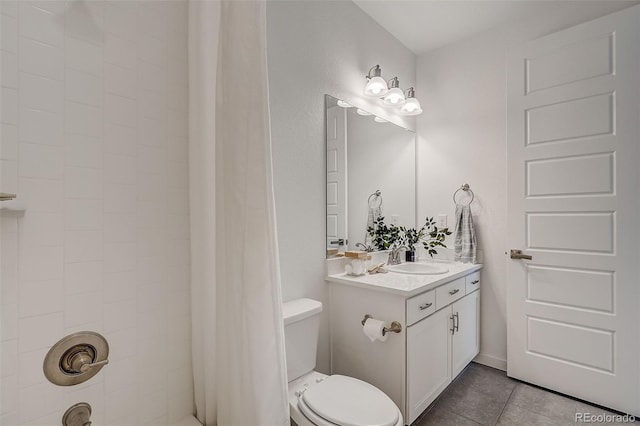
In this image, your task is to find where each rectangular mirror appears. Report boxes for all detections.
[326,94,416,256]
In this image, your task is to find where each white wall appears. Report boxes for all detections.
[415,3,638,370]
[0,1,192,424]
[266,0,416,373]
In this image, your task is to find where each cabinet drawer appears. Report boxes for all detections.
[407,290,436,325]
[435,278,465,310]
[465,271,481,294]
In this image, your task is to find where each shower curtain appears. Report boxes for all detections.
[188,1,289,425]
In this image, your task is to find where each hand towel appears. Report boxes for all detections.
[454,204,477,263]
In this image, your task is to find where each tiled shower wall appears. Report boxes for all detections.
[0,1,192,424]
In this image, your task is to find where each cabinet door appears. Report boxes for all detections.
[406,307,452,424]
[451,290,480,378]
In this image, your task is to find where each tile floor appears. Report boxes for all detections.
[413,362,639,426]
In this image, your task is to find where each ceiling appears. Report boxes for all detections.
[353,0,639,54]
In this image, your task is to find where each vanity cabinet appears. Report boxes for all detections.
[328,265,481,425]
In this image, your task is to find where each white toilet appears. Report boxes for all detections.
[284,298,403,426]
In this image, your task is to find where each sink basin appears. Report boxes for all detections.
[387,263,449,275]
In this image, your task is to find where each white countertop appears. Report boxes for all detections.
[326,260,482,297]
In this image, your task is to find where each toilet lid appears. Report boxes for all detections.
[301,375,399,426]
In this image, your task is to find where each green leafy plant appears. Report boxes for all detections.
[368,216,452,257]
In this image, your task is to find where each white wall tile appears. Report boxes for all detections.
[19,73,63,113]
[103,241,136,273]
[104,183,135,213]
[19,143,63,179]
[1,50,18,88]
[65,68,103,107]
[105,123,136,156]
[19,38,64,80]
[65,133,103,168]
[104,2,138,41]
[17,347,48,388]
[105,327,136,361]
[18,212,64,247]
[65,230,103,262]
[104,213,135,243]
[104,355,137,394]
[1,303,18,341]
[18,246,64,281]
[19,107,64,146]
[138,88,166,120]
[64,0,105,46]
[1,87,18,124]
[65,166,102,199]
[65,36,103,77]
[1,123,18,160]
[18,280,64,318]
[104,298,136,333]
[0,0,19,17]
[105,33,136,69]
[65,199,103,230]
[103,270,136,304]
[1,339,17,378]
[64,290,103,328]
[105,94,137,127]
[1,375,18,416]
[104,153,136,184]
[18,381,66,424]
[1,158,18,193]
[1,14,18,53]
[6,2,191,422]
[138,35,166,67]
[19,178,63,213]
[19,3,64,47]
[105,62,137,98]
[65,101,103,137]
[17,311,63,352]
[64,261,103,295]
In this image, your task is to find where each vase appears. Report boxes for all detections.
[405,249,416,262]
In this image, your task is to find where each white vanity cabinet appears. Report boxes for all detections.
[327,264,481,425]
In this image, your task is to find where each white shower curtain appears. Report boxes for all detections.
[188,1,290,425]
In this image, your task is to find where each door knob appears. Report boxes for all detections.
[330,238,346,246]
[510,249,532,260]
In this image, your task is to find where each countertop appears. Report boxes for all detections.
[326,260,482,297]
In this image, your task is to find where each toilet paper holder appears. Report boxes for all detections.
[361,314,402,336]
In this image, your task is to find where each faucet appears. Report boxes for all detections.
[387,245,407,265]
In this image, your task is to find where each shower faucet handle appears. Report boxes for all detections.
[78,358,109,373]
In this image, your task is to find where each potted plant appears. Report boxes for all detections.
[368,216,451,262]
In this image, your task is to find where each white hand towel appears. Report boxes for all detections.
[454,204,477,263]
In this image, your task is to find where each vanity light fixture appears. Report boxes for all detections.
[373,116,388,123]
[337,100,352,108]
[356,108,372,116]
[399,87,423,116]
[383,77,406,106]
[364,65,389,97]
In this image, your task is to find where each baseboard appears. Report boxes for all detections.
[474,353,507,371]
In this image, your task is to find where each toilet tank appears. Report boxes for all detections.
[283,298,323,382]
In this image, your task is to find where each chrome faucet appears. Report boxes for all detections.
[388,245,407,265]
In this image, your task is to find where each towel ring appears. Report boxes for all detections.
[368,190,382,209]
[453,184,474,206]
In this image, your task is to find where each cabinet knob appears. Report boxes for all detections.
[449,288,460,296]
[419,302,432,311]
[471,280,479,285]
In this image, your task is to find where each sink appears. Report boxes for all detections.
[387,262,449,275]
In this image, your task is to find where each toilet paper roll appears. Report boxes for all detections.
[363,318,388,343]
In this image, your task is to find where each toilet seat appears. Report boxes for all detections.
[297,375,401,426]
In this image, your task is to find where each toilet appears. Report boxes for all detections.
[284,298,403,426]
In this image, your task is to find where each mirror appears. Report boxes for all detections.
[326,95,416,257]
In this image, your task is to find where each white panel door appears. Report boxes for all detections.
[326,105,347,249]
[507,5,640,415]
[451,290,480,379]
